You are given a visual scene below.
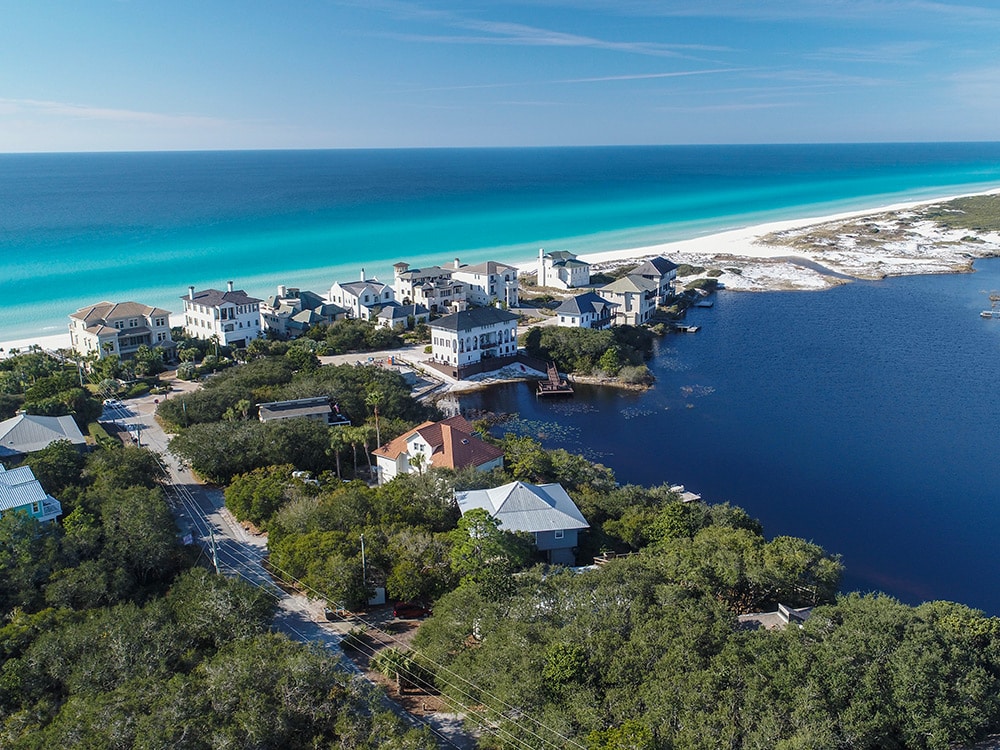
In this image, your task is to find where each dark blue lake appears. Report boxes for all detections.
[460,260,1000,615]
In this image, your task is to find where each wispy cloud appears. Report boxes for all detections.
[352,0,731,59]
[399,67,744,93]
[510,0,1000,24]
[805,41,935,64]
[0,98,227,128]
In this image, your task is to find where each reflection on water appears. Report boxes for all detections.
[457,259,1000,614]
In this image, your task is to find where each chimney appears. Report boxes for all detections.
[361,268,366,281]
[454,258,461,270]
[278,284,287,297]
[227,280,234,292]
[441,424,454,466]
[188,285,195,300]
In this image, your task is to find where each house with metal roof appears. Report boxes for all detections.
[181,281,263,348]
[373,415,503,484]
[537,249,591,290]
[68,300,175,360]
[0,464,63,523]
[554,292,618,329]
[455,480,590,565]
[0,413,86,458]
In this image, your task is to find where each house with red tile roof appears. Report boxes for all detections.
[372,416,503,484]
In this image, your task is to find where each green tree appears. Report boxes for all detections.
[449,508,530,596]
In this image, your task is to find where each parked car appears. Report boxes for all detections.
[392,602,432,619]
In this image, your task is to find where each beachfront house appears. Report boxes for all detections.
[327,271,395,321]
[372,415,503,484]
[260,285,347,339]
[455,480,590,565]
[597,275,659,326]
[554,292,618,329]
[0,414,86,459]
[428,307,520,379]
[393,262,468,314]
[631,256,679,306]
[0,464,63,523]
[68,301,175,361]
[450,259,520,308]
[537,249,591,289]
[376,302,431,330]
[182,282,263,349]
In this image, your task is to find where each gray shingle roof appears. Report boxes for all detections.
[182,289,261,307]
[555,292,617,316]
[633,256,678,277]
[429,307,518,331]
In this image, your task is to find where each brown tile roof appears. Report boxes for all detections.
[373,416,503,471]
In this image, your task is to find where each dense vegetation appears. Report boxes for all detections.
[0,440,436,748]
[415,563,1000,750]
[161,357,436,482]
[521,325,654,383]
[0,350,102,427]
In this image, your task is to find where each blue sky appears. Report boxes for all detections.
[2,0,999,151]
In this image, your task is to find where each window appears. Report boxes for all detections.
[31,502,40,515]
[554,530,564,540]
[114,320,124,329]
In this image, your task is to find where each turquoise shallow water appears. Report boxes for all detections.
[2,144,1000,341]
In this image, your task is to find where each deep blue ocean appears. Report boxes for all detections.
[4,144,1000,613]
[3,143,1000,341]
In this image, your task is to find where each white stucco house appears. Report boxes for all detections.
[372,415,503,484]
[68,301,175,361]
[554,292,618,329]
[450,260,519,307]
[428,307,520,378]
[328,270,395,321]
[537,249,591,289]
[392,262,468,314]
[455,481,590,565]
[181,282,263,348]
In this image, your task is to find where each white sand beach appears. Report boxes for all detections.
[4,188,1000,356]
[564,187,1000,292]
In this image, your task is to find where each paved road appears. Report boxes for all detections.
[106,383,476,749]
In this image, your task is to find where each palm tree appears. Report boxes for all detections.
[365,389,385,448]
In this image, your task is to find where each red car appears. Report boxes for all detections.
[392,602,432,619]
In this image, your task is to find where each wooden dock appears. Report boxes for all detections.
[537,362,574,397]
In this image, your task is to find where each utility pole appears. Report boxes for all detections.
[360,533,367,590]
[209,528,219,573]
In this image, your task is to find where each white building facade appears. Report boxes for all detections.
[182,282,263,348]
[450,260,519,307]
[328,270,395,320]
[429,307,520,374]
[537,249,591,289]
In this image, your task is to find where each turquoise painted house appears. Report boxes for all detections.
[0,464,63,523]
